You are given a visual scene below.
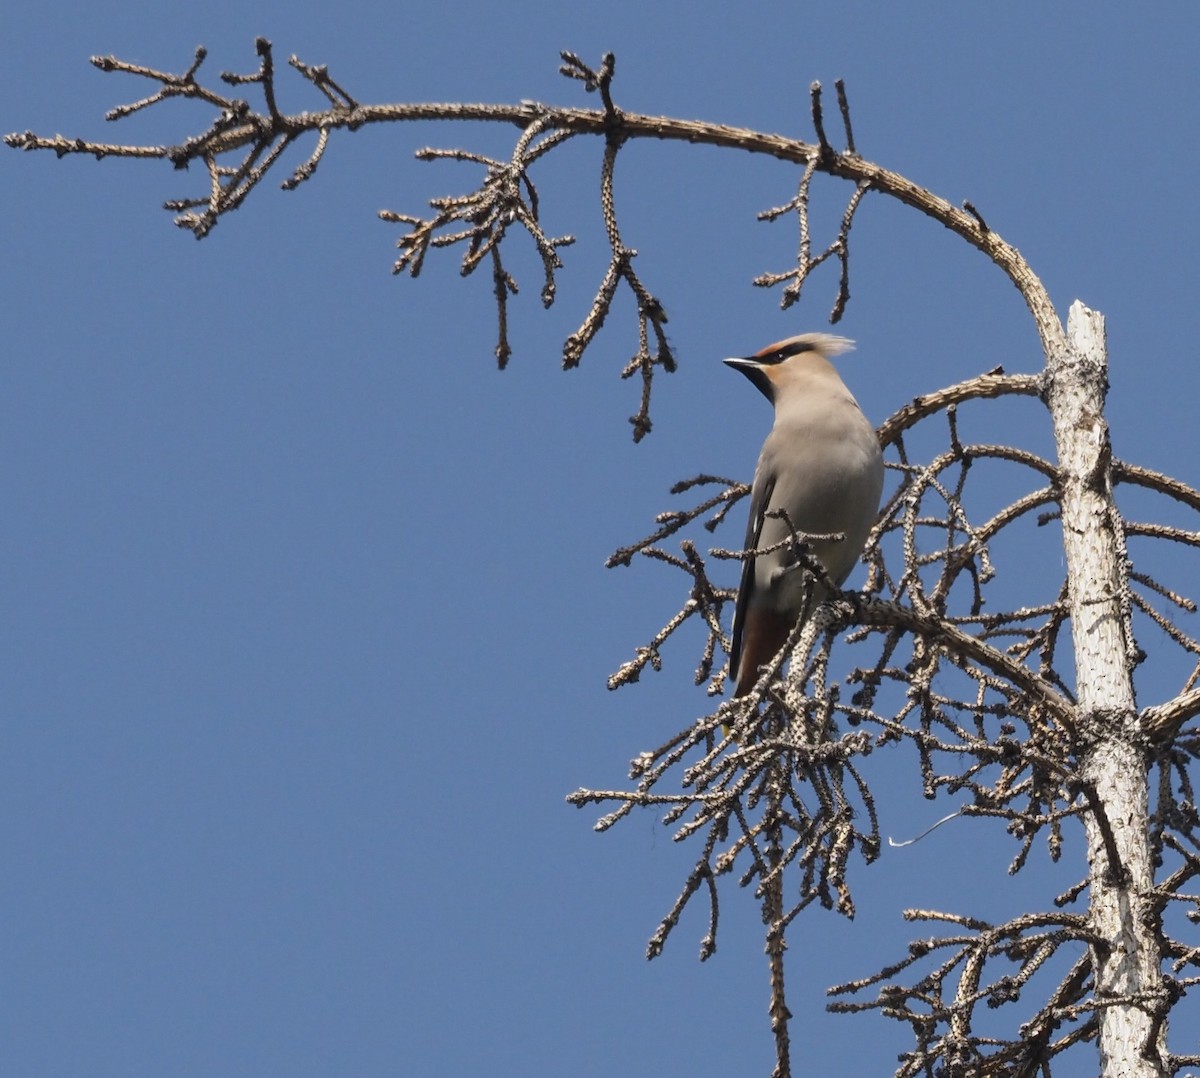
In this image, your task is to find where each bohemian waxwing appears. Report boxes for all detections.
[726,333,884,698]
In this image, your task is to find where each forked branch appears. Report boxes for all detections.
[9,41,1066,440]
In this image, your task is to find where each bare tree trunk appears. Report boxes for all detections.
[1049,303,1166,1076]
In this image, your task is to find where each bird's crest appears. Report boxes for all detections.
[755,333,855,364]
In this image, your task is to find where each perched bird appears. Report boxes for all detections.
[726,333,884,698]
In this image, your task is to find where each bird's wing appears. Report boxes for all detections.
[729,472,775,680]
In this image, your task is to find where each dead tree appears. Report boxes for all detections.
[10,42,1200,1078]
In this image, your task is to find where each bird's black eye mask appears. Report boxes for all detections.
[757,341,817,366]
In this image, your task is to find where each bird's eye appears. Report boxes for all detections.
[756,340,817,365]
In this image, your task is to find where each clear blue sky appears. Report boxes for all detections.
[4,3,1199,1075]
